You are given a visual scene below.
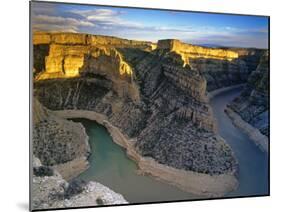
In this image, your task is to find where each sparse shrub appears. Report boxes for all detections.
[33,166,54,177]
[96,197,104,205]
[64,179,87,199]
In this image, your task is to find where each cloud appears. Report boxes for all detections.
[71,8,146,30]
[32,3,198,37]
[72,8,121,20]
[187,33,268,48]
[34,15,94,27]
[225,26,237,31]
[153,26,195,33]
[32,5,146,33]
[31,2,268,48]
[224,26,268,34]
[32,24,78,33]
[32,14,95,33]
[31,2,57,16]
[31,2,95,32]
[251,27,268,34]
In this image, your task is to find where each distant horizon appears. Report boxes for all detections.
[33,30,268,50]
[31,2,269,49]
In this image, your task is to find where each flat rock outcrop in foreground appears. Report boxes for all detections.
[32,157,127,210]
[33,32,248,197]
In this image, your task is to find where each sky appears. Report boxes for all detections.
[31,2,269,48]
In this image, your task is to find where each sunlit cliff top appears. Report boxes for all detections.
[33,32,240,61]
[157,39,239,62]
[33,31,156,47]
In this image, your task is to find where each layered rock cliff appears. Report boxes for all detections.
[156,39,265,92]
[33,32,156,49]
[33,32,144,103]
[33,33,265,94]
[33,31,155,79]
[32,99,128,209]
[227,51,269,139]
[33,32,238,178]
[227,47,266,73]
[33,98,91,179]
[157,39,238,64]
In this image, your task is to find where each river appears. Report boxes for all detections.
[210,87,268,197]
[75,87,268,203]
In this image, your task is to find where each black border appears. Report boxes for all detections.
[29,1,270,211]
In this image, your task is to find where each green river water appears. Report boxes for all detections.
[74,87,268,203]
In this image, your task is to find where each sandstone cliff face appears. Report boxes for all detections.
[33,32,155,49]
[33,32,142,103]
[33,33,238,176]
[36,44,135,80]
[190,57,249,91]
[157,39,238,64]
[34,33,265,94]
[228,51,269,137]
[32,97,128,209]
[162,64,207,102]
[157,39,266,92]
[33,98,90,179]
[226,47,266,78]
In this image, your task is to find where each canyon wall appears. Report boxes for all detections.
[33,98,91,179]
[34,33,265,94]
[33,32,156,49]
[227,51,269,139]
[33,33,238,179]
[33,32,143,103]
[157,39,239,63]
[32,99,128,209]
[157,39,265,91]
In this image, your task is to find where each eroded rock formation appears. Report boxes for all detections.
[156,39,266,92]
[227,51,269,145]
[33,32,144,103]
[157,39,239,64]
[32,99,128,209]
[33,32,238,178]
[33,98,91,179]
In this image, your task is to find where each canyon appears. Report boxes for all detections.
[32,32,268,209]
[226,51,269,152]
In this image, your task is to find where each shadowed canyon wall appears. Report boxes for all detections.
[157,39,265,91]
[33,98,91,180]
[228,51,269,137]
